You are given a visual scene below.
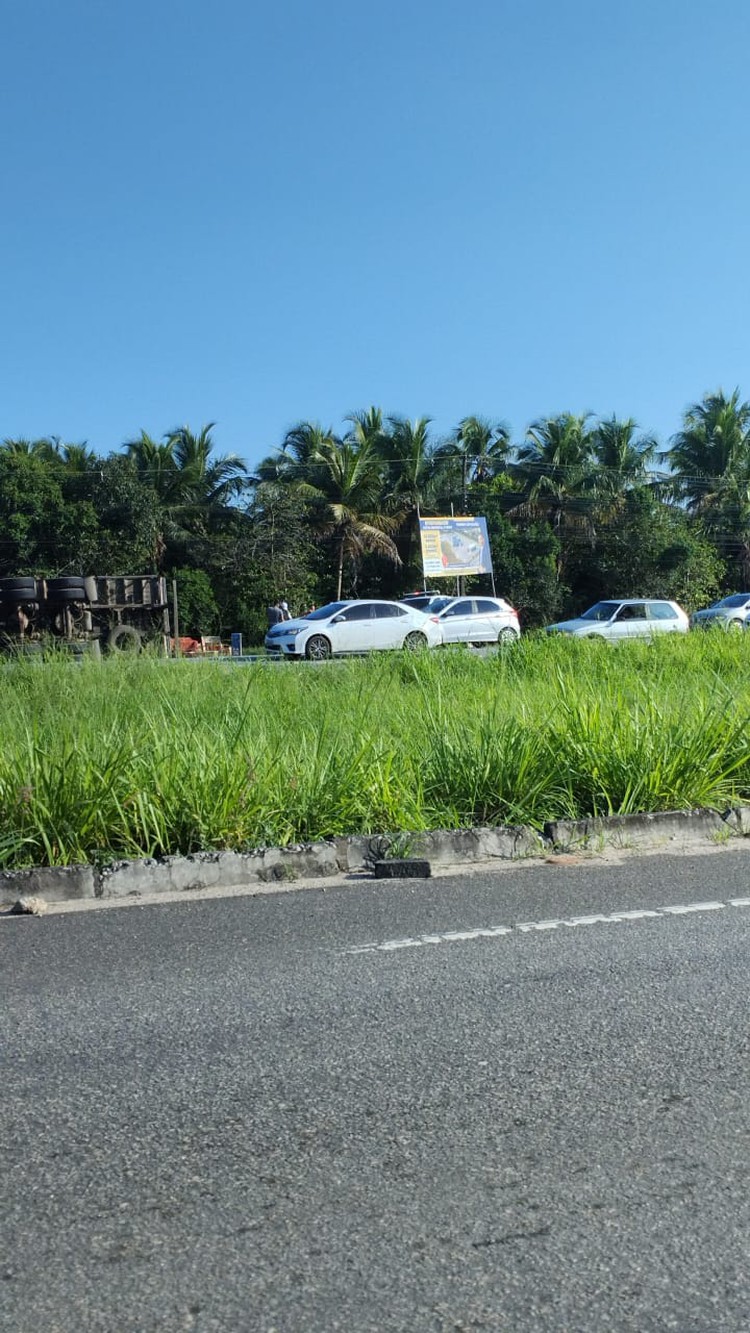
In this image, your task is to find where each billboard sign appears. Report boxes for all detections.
[418,516,493,578]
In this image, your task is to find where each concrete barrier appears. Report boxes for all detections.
[545,808,729,851]
[1,808,749,907]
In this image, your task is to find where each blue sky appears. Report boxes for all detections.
[2,0,749,467]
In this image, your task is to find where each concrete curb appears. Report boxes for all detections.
[544,807,731,851]
[1,808,748,906]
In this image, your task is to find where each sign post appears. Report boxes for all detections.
[418,516,494,582]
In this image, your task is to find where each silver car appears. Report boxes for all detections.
[690,594,750,631]
[265,599,442,660]
[414,595,521,645]
[546,598,689,640]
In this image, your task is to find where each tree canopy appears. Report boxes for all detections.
[3,390,749,640]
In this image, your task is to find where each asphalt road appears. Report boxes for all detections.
[4,849,750,1333]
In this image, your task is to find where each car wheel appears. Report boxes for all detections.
[727,619,744,633]
[305,634,332,661]
[497,627,519,644]
[403,631,428,651]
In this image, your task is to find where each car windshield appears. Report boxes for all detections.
[712,594,749,609]
[303,602,349,621]
[578,601,620,622]
[425,597,453,612]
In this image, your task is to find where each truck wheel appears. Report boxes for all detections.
[0,577,39,603]
[107,624,143,653]
[46,577,89,602]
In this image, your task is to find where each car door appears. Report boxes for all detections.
[328,602,374,653]
[609,603,648,640]
[438,599,477,644]
[371,603,410,648]
[475,598,506,641]
[646,602,682,634]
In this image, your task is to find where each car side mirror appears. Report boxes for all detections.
[330,614,345,624]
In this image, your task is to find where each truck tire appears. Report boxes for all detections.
[0,577,39,603]
[107,624,143,653]
[46,577,89,603]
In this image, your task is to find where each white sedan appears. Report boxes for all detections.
[265,600,442,660]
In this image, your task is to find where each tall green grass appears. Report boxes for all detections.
[2,633,750,867]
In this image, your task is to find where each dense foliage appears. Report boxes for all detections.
[3,391,750,637]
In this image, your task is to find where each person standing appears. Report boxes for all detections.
[267,602,283,628]
[280,599,291,620]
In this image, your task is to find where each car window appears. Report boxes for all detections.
[714,594,750,609]
[425,597,452,613]
[372,604,407,618]
[476,599,501,613]
[306,602,348,621]
[338,604,373,622]
[614,604,647,621]
[579,602,619,621]
[442,600,474,618]
[647,602,678,620]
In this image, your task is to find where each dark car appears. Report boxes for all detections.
[399,591,444,613]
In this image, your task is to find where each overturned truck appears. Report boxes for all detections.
[0,575,171,654]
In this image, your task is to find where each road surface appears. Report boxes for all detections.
[3,848,750,1331]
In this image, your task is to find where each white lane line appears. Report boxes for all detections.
[661,900,724,915]
[347,898,750,956]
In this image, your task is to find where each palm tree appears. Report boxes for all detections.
[344,406,387,453]
[59,442,99,474]
[124,425,248,568]
[286,428,400,598]
[669,390,750,508]
[593,416,656,491]
[375,416,438,576]
[0,436,61,463]
[253,421,339,486]
[668,390,750,584]
[165,424,248,513]
[445,416,511,500]
[510,413,597,574]
[125,431,179,503]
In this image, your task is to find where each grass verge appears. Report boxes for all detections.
[2,632,750,868]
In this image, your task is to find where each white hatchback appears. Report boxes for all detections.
[416,595,521,645]
[265,599,442,660]
[546,598,689,640]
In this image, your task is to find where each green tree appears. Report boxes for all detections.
[592,416,656,502]
[171,568,220,637]
[124,424,248,569]
[510,413,597,575]
[378,415,437,583]
[0,454,98,575]
[668,390,750,585]
[257,420,400,598]
[85,457,163,572]
[438,416,511,506]
[567,489,724,612]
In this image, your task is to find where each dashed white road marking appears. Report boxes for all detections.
[347,898,750,955]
